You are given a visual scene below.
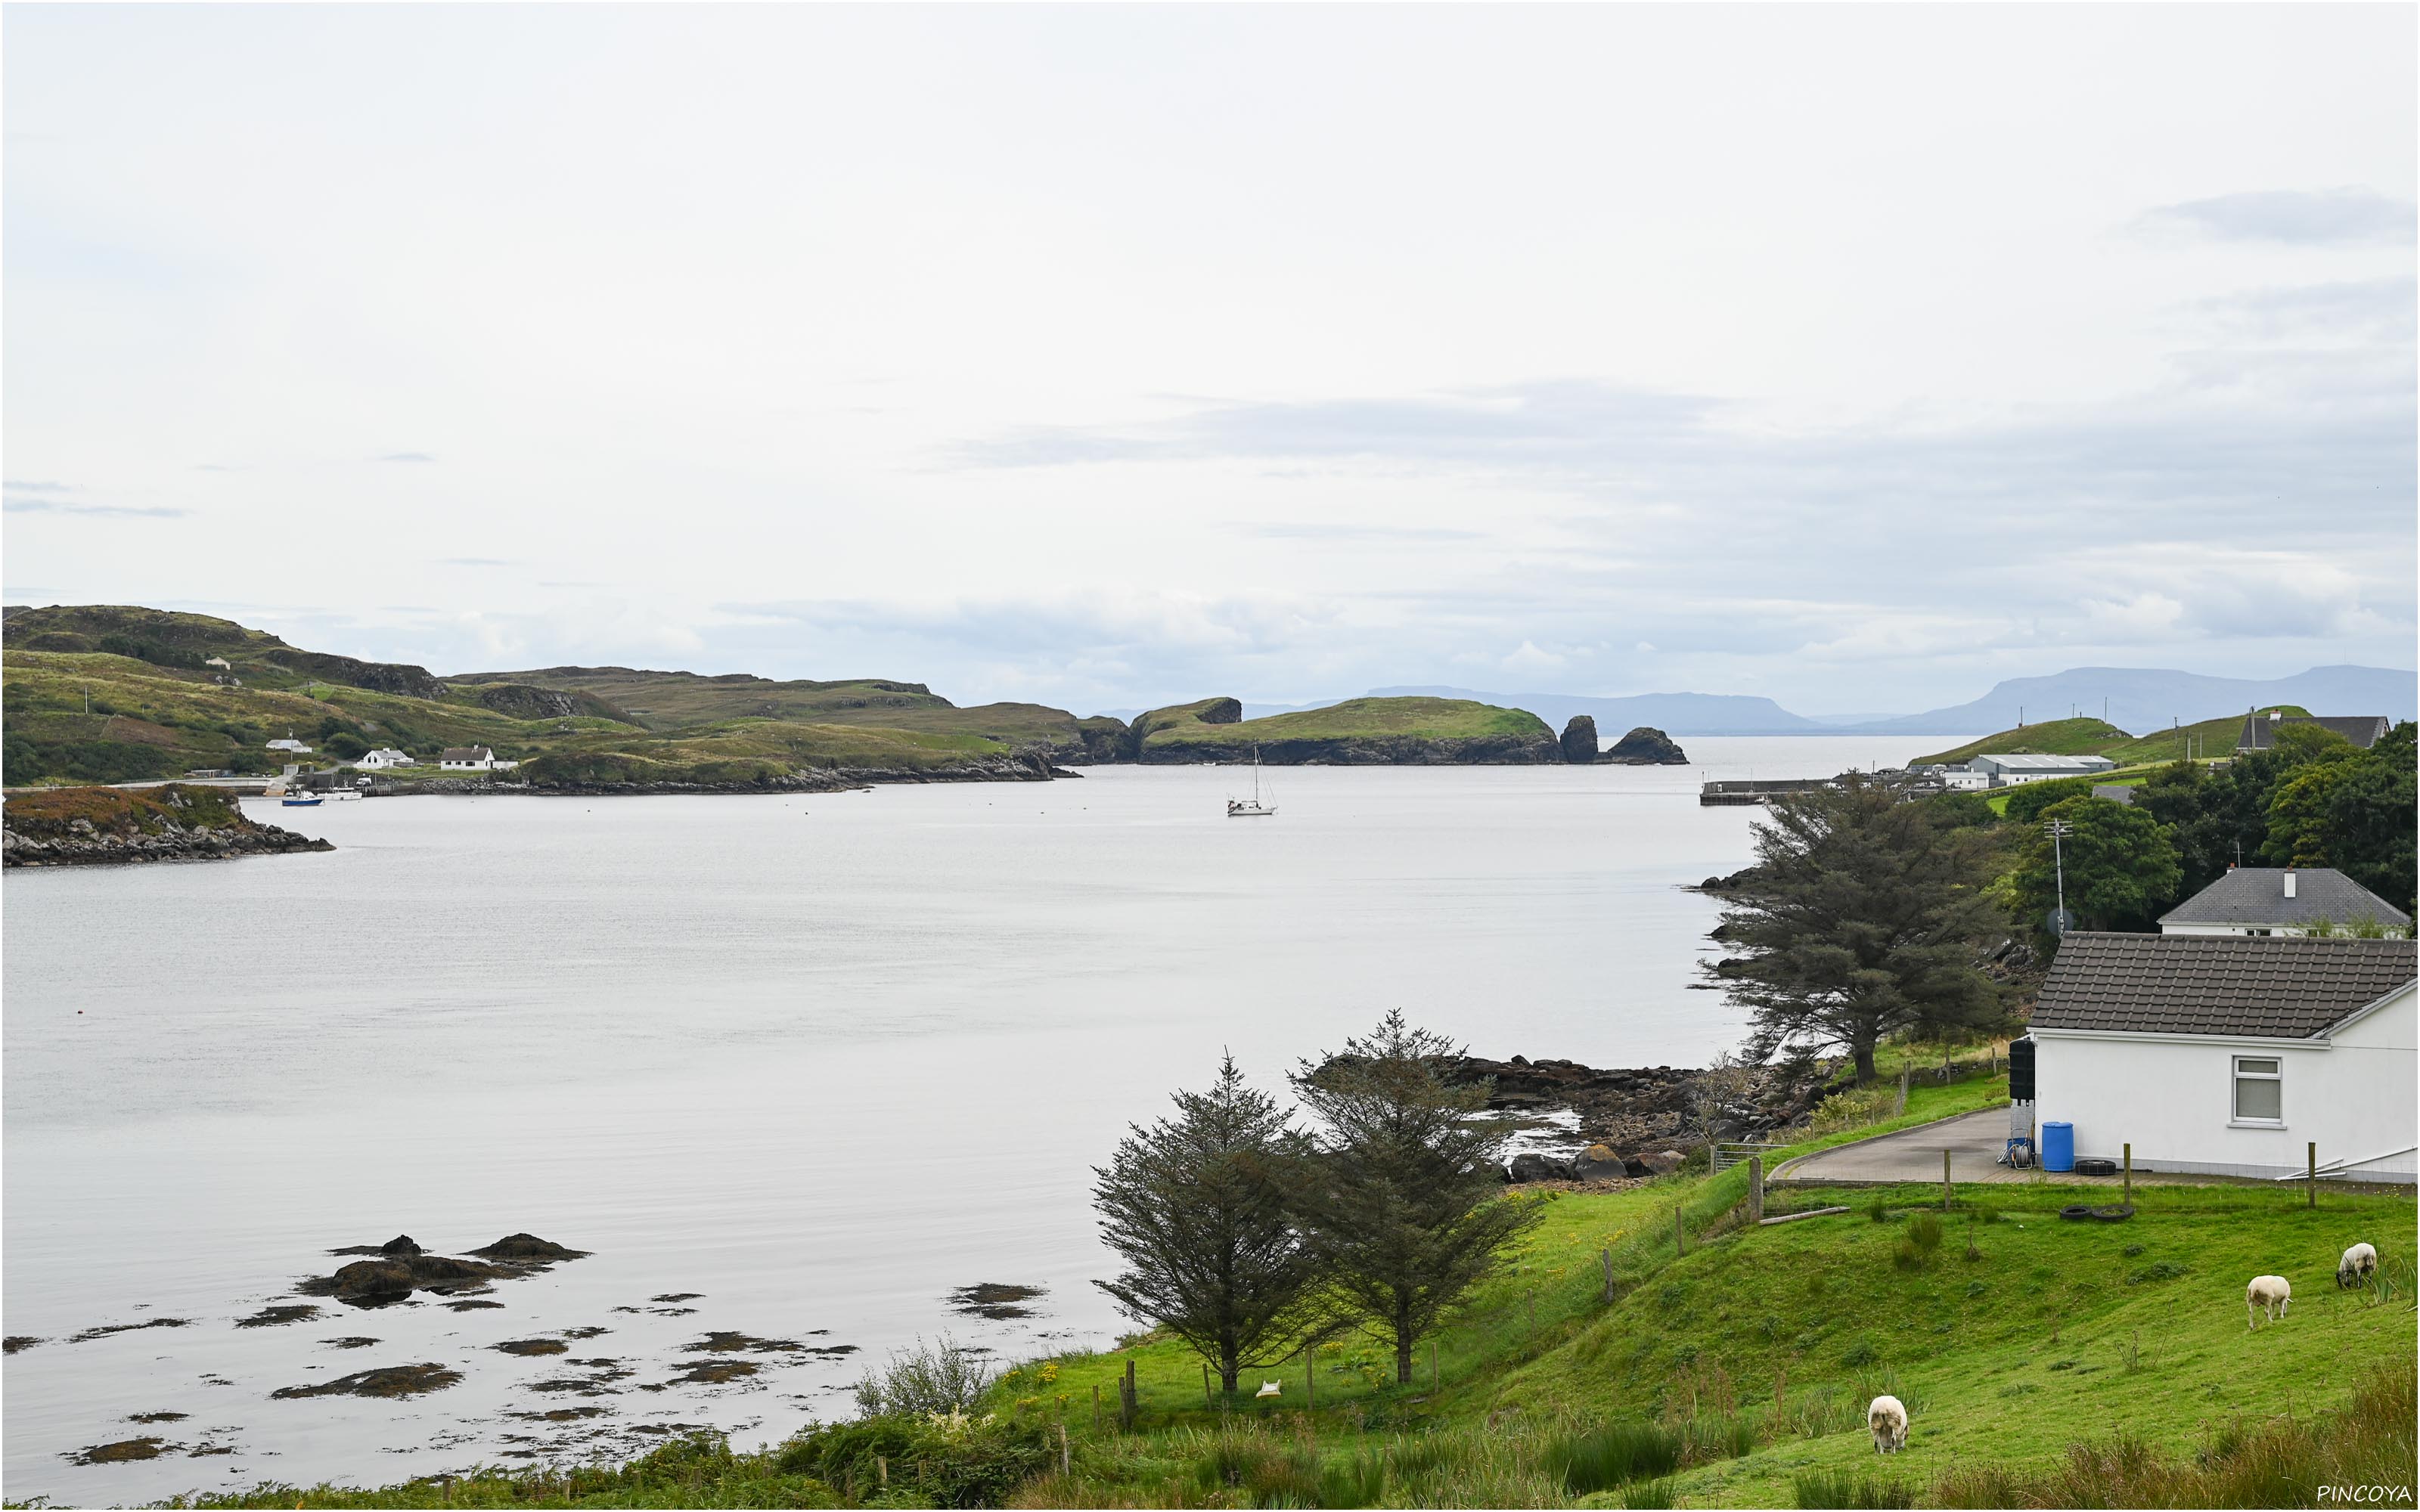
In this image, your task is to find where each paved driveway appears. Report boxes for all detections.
[1771,1108,2124,1186]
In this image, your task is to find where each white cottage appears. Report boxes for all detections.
[2159,867,2410,938]
[439,745,496,770]
[2030,933,2416,1182]
[355,748,415,770]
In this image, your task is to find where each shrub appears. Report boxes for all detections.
[2126,1261,2191,1285]
[1841,1338,1882,1368]
[1547,1421,1683,1493]
[1624,1476,1677,1509]
[1908,1213,1943,1253]
[1795,1468,1917,1508]
[783,1411,1050,1509]
[851,1333,998,1418]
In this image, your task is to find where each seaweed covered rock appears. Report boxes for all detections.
[470,1233,591,1265]
[271,1363,462,1399]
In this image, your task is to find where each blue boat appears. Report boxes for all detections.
[281,793,324,807]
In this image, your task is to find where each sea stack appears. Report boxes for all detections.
[1604,726,1689,765]
[1559,715,1599,764]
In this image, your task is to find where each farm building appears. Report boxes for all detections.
[1966,752,2116,786]
[2235,711,2392,752]
[2030,932,2416,1182]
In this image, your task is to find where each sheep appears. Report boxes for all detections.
[2337,1243,2378,1289]
[1254,1380,1282,1399]
[1867,1394,1908,1454]
[2246,1275,2291,1328]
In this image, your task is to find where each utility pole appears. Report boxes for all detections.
[2044,817,2074,934]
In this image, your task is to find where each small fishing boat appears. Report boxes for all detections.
[1226,748,1276,817]
[281,793,324,807]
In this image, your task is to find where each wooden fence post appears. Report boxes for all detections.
[1058,1422,1070,1476]
[1748,1155,1764,1225]
[1121,1358,1137,1430]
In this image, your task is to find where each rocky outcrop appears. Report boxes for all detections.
[1604,726,1689,764]
[1450,1052,1832,1181]
[1560,715,1599,764]
[3,785,331,869]
[469,683,631,723]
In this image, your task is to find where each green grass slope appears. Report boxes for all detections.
[1137,696,1558,763]
[1916,708,2308,770]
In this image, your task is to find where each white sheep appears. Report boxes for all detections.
[1867,1394,1908,1454]
[2245,1274,2291,1328]
[2337,1243,2378,1289]
[1254,1380,1282,1399]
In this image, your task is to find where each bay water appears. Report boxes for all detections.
[2,737,1928,1501]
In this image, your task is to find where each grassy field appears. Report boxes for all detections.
[177,1055,2415,1507]
[1137,696,1554,759]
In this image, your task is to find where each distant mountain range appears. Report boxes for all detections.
[1299,665,2418,737]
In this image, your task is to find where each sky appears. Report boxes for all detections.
[5,5,2414,718]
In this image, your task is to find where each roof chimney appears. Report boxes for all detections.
[2283,871,2297,899]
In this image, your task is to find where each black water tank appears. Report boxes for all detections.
[2009,1036,2036,1101]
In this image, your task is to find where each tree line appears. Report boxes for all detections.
[1091,1012,1538,1396]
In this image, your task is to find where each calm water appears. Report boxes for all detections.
[2,738,1925,1501]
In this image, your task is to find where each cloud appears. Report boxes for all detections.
[3,494,191,519]
[1503,640,1565,673]
[2184,280,2417,344]
[436,557,523,568]
[1246,522,1483,543]
[2137,188,2415,246]
[377,451,436,463]
[2,479,77,493]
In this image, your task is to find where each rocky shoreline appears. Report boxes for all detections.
[1450,1052,1832,1184]
[385,754,1072,797]
[3,784,332,869]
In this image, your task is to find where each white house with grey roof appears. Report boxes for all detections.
[2029,933,2416,1182]
[2160,867,2411,938]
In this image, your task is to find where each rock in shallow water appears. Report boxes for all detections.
[271,1362,463,1399]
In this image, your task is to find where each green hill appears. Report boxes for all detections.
[1136,695,1559,764]
[1915,708,2310,770]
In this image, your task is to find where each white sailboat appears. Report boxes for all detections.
[1226,748,1276,817]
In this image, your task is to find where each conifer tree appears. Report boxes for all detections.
[1091,1055,1316,1393]
[1286,1012,1538,1385]
[1713,776,2009,1080]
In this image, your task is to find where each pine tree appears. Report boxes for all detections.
[1286,1012,1539,1386]
[1713,776,2009,1081]
[1091,1055,1317,1394]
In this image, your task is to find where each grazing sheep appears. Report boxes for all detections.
[2246,1275,2291,1328]
[1867,1394,1908,1454]
[2338,1243,2378,1289]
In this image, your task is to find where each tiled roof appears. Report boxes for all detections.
[2236,714,2392,751]
[1974,753,2117,770]
[2033,932,2416,1038]
[2159,867,2412,930]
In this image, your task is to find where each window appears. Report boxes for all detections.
[2232,1057,2283,1123]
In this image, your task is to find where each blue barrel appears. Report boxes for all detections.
[2040,1120,2076,1173]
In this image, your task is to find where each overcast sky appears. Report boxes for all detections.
[5,5,2412,716]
